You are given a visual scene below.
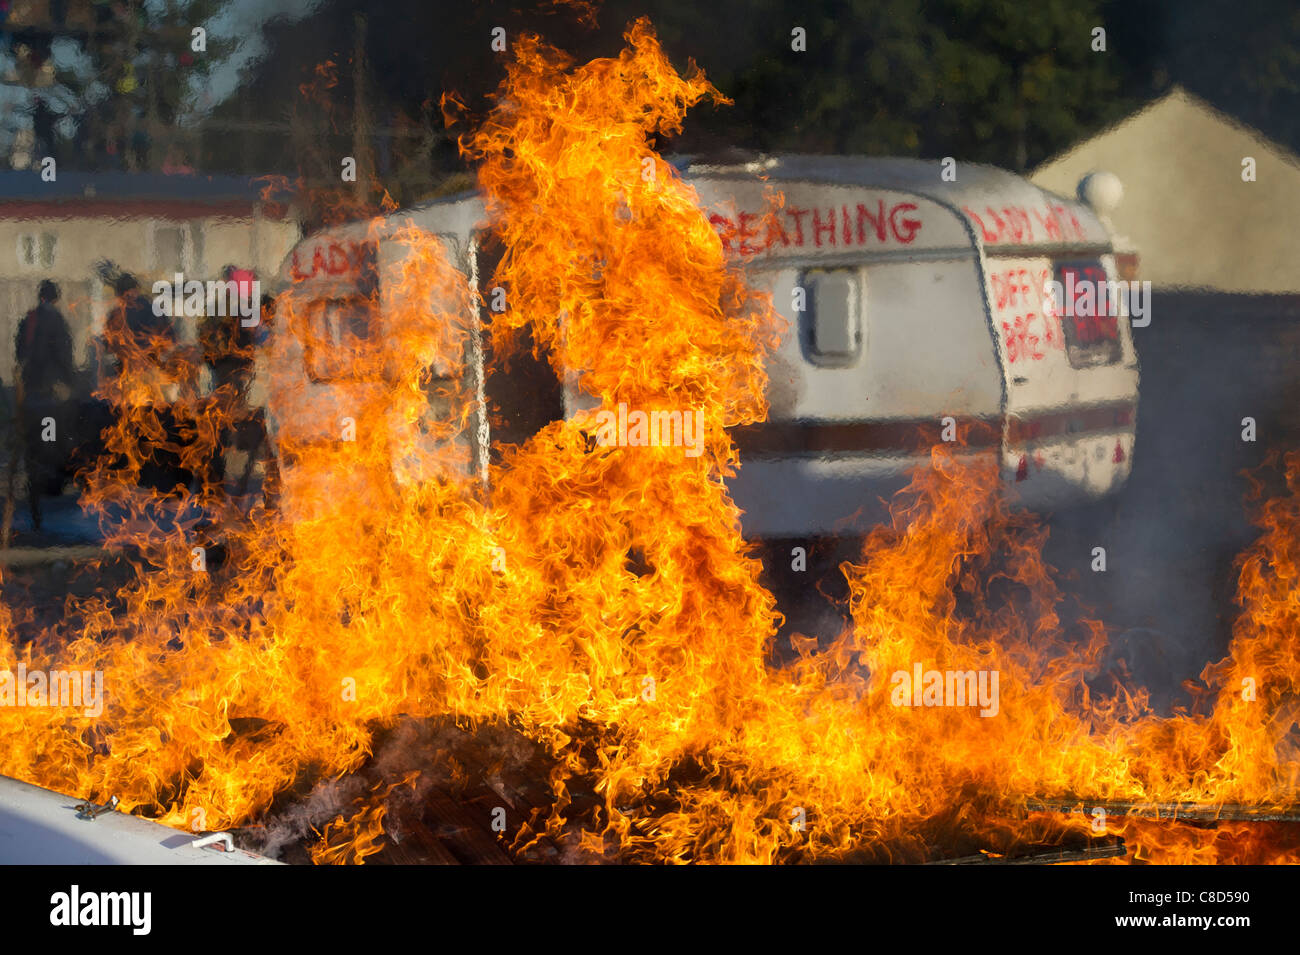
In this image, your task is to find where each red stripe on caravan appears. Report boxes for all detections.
[731,401,1137,458]
[730,416,1001,456]
[1005,400,1136,446]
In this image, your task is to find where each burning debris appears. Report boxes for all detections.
[0,18,1297,867]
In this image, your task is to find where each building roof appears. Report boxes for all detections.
[1030,86,1300,293]
[0,171,295,218]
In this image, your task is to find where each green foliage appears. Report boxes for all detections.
[638,0,1131,169]
[24,0,235,167]
[202,0,1300,182]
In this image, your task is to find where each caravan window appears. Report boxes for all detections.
[1053,261,1122,368]
[800,268,862,366]
[301,297,381,382]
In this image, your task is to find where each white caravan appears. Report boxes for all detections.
[268,156,1141,538]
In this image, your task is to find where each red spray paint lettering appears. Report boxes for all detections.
[964,204,1087,245]
[1001,314,1044,363]
[710,200,922,256]
[290,239,373,281]
[989,265,1066,364]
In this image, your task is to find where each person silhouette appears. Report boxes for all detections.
[14,279,75,530]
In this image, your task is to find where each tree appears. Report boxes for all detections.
[623,0,1130,170]
[924,0,1128,170]
[1,0,234,171]
[212,0,1300,192]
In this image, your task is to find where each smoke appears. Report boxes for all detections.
[1045,290,1294,712]
[251,773,368,860]
[246,717,545,860]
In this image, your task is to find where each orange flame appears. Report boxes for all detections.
[0,18,1296,865]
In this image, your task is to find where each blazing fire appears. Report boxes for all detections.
[0,18,1297,865]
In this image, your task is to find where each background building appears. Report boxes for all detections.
[1031,86,1300,294]
[0,171,298,386]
